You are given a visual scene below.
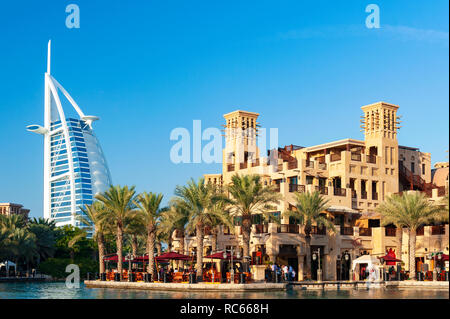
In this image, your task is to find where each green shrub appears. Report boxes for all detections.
[38,258,99,280]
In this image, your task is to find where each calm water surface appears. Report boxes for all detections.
[0,282,448,299]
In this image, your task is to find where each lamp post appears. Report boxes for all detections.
[344,251,350,281]
[224,247,240,284]
[126,253,134,282]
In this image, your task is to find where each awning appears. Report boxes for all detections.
[154,252,191,261]
[327,206,360,214]
[352,255,381,271]
[434,254,449,261]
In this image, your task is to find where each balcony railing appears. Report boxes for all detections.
[277,163,283,172]
[227,164,235,172]
[366,155,377,164]
[311,225,327,235]
[289,184,305,193]
[317,162,327,170]
[416,226,424,236]
[334,188,346,196]
[372,192,378,200]
[385,227,396,237]
[351,153,362,161]
[431,225,446,235]
[305,160,314,169]
[240,162,247,170]
[330,154,341,162]
[255,224,268,234]
[274,184,281,192]
[313,186,327,195]
[277,224,299,234]
[251,158,260,167]
[340,227,354,236]
[359,227,372,236]
[288,161,298,170]
[361,191,367,199]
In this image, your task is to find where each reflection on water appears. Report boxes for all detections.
[0,282,448,299]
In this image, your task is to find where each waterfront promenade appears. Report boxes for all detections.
[84,280,449,292]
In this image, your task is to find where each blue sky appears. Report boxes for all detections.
[0,0,448,218]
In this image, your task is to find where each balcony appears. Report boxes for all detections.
[317,162,327,170]
[361,191,367,199]
[240,162,247,170]
[277,224,299,233]
[277,163,283,172]
[351,153,362,161]
[334,188,346,197]
[385,227,396,237]
[305,160,314,169]
[311,225,327,235]
[372,192,378,200]
[340,227,354,236]
[251,158,260,167]
[431,225,446,235]
[288,161,298,170]
[274,184,281,192]
[227,164,235,172]
[315,186,328,195]
[330,154,341,162]
[366,155,377,164]
[289,184,305,193]
[359,227,372,236]
[254,224,268,234]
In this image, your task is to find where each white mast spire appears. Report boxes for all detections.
[47,40,51,74]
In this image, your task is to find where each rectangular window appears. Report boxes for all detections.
[422,164,425,175]
[411,162,415,173]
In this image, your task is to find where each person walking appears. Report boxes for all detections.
[282,264,288,281]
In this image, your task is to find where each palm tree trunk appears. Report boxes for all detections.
[116,225,123,280]
[305,235,312,280]
[147,229,155,278]
[156,242,162,255]
[179,231,185,255]
[97,232,105,274]
[396,226,403,262]
[242,215,251,272]
[409,229,417,280]
[196,223,204,282]
[211,227,218,253]
[131,235,138,257]
[168,235,173,252]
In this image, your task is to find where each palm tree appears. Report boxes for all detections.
[223,174,281,271]
[134,192,166,279]
[165,204,190,255]
[377,192,447,280]
[28,219,56,264]
[96,185,137,280]
[125,217,146,257]
[288,191,334,279]
[78,201,110,275]
[174,178,230,282]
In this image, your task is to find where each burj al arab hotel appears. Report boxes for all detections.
[27,41,112,229]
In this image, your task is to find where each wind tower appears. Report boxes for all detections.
[360,101,402,195]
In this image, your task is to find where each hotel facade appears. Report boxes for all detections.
[27,41,112,230]
[173,102,449,281]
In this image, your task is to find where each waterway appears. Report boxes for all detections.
[0,282,448,299]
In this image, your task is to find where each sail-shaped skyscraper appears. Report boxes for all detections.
[27,41,112,230]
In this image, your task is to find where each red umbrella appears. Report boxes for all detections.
[378,255,402,265]
[103,255,126,262]
[154,251,190,261]
[434,254,449,261]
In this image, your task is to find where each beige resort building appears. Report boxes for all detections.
[0,203,30,219]
[172,102,449,281]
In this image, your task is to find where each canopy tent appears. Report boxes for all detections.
[204,252,241,260]
[0,261,16,270]
[103,255,126,262]
[154,252,190,262]
[352,255,381,271]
